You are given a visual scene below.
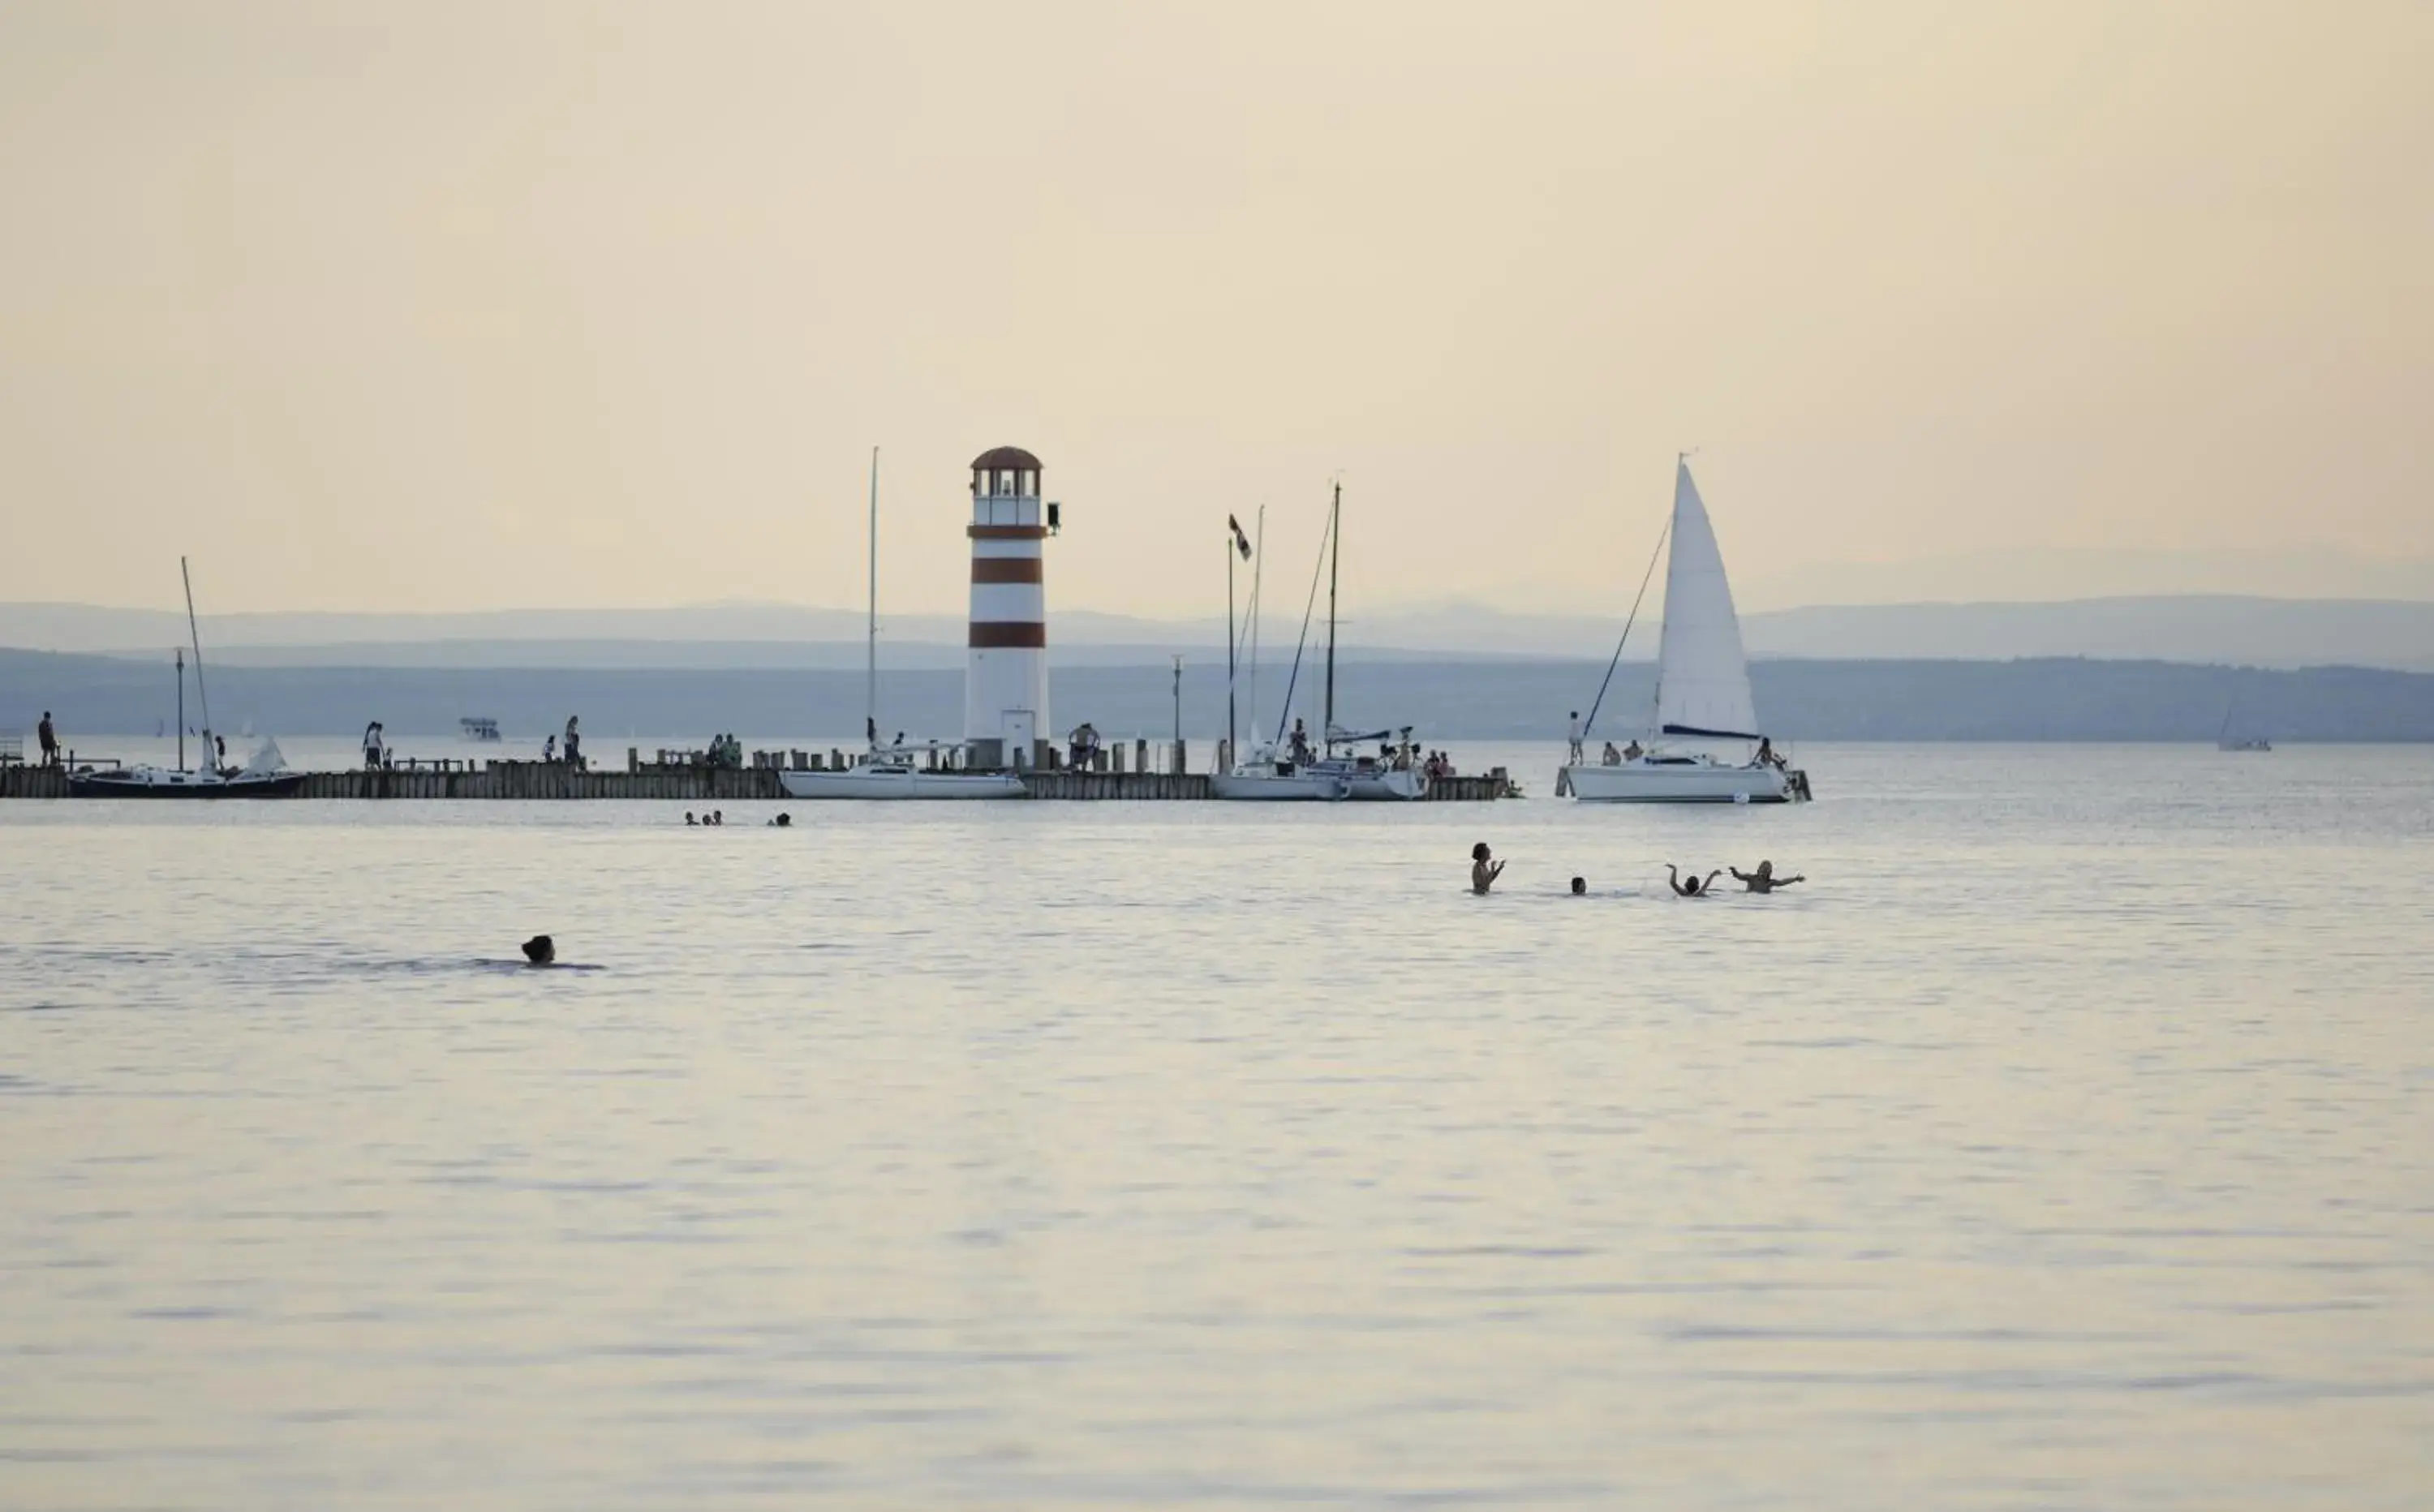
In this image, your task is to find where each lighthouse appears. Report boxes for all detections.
[964,445,1053,768]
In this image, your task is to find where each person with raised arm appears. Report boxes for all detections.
[1471,843,1506,896]
[1667,864,1722,897]
[1729,860,1804,894]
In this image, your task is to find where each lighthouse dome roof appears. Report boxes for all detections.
[970,445,1043,471]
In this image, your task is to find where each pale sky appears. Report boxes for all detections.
[2,2,2427,620]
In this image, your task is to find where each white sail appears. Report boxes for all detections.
[1653,460,1762,741]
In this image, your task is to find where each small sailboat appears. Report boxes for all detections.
[2217,675,2272,751]
[69,559,302,798]
[1561,458,1810,804]
[778,449,1024,800]
[1213,483,1423,801]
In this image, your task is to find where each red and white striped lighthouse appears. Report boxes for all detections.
[965,445,1051,767]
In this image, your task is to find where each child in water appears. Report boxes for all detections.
[1667,864,1722,897]
[1472,843,1505,895]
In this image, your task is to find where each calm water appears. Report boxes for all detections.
[4,745,2431,1510]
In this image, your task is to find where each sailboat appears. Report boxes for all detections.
[777,449,1025,800]
[2217,672,2272,751]
[1213,483,1423,801]
[1561,458,1811,804]
[69,559,302,798]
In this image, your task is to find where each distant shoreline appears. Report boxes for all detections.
[6,649,2429,744]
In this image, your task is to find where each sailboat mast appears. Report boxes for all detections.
[1226,523,1237,762]
[181,556,213,752]
[1323,480,1340,745]
[1650,455,1685,737]
[175,646,185,771]
[866,447,879,747]
[1247,505,1265,745]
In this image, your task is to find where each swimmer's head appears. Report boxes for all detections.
[1472,842,1491,862]
[1570,876,1585,895]
[1757,859,1774,877]
[521,934,555,964]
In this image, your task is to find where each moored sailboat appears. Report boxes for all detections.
[777,449,1025,800]
[1214,482,1424,801]
[69,558,302,798]
[1561,459,1810,804]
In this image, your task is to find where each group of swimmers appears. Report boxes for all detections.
[684,810,794,827]
[1469,843,1804,897]
[1667,861,1804,896]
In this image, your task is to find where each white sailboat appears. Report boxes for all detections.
[777,450,1024,800]
[1213,483,1423,801]
[70,558,301,798]
[1561,459,1811,804]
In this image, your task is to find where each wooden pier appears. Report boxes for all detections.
[2,759,1517,802]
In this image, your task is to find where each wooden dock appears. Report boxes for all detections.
[2,760,1516,802]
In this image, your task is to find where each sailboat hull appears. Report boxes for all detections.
[68,769,304,799]
[776,767,1024,800]
[1211,767,1349,801]
[1562,759,1804,804]
[1343,769,1426,801]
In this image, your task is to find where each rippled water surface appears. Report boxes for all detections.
[5,744,2431,1509]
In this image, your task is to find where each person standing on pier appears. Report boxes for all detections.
[37,711,58,767]
[564,716,583,771]
[363,721,385,771]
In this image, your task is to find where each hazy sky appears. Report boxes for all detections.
[2,2,2427,619]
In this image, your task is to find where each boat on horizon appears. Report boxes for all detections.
[777,449,1026,800]
[2217,677,2273,751]
[1559,458,1811,805]
[69,559,303,799]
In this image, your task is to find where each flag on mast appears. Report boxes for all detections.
[1228,515,1253,560]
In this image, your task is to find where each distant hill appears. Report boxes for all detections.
[6,649,2429,744]
[3,595,2429,671]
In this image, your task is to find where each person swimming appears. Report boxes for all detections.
[768,812,792,827]
[521,934,555,964]
[1471,842,1505,895]
[684,811,698,826]
[1729,859,1804,893]
[1570,876,1587,896]
[1666,864,1722,897]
